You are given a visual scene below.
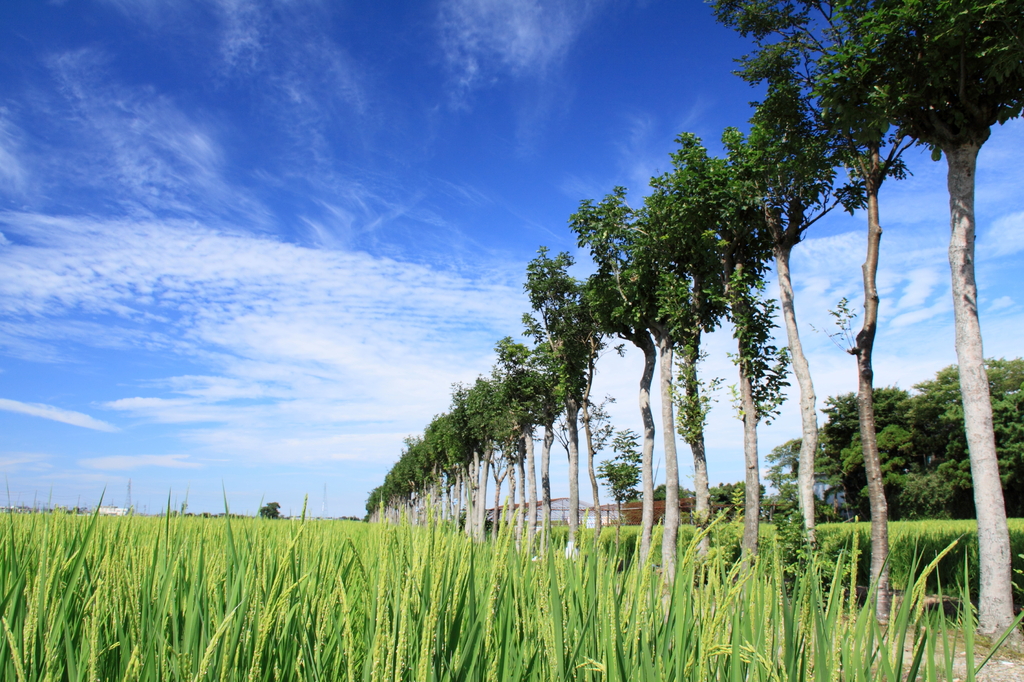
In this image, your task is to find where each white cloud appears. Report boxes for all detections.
[78,454,201,470]
[42,47,269,226]
[439,0,597,96]
[892,266,941,311]
[0,398,118,432]
[95,0,184,22]
[0,452,51,472]
[984,210,1024,257]
[0,211,525,463]
[0,110,27,194]
[989,295,1014,312]
[216,0,264,73]
[888,296,951,328]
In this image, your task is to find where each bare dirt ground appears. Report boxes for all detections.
[946,640,1024,682]
[901,632,1024,682]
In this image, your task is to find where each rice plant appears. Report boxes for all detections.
[0,508,1016,681]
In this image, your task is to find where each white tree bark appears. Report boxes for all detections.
[492,462,507,542]
[477,450,491,543]
[565,399,581,547]
[454,474,462,527]
[516,441,526,550]
[467,454,479,539]
[775,244,818,543]
[508,456,518,541]
[525,426,538,547]
[581,368,602,545]
[541,423,554,546]
[738,363,761,560]
[946,143,1018,640]
[653,327,680,584]
[638,333,657,566]
[678,341,710,556]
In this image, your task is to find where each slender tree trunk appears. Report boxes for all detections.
[542,422,553,545]
[638,332,657,566]
[653,327,680,584]
[508,462,517,534]
[509,456,519,534]
[855,156,891,622]
[461,472,468,529]
[946,143,1018,641]
[444,480,451,522]
[492,470,501,541]
[477,451,491,543]
[565,399,581,547]
[737,338,761,559]
[446,480,452,522]
[516,440,527,550]
[678,339,710,556]
[492,464,507,542]
[454,474,463,528]
[581,368,603,545]
[446,480,453,522]
[467,454,479,538]
[775,243,819,544]
[525,426,538,547]
[509,457,518,540]
[458,478,463,523]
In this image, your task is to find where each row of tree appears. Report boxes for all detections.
[367,0,1023,639]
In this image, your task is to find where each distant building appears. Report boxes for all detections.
[97,505,127,516]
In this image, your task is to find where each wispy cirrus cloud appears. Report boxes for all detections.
[0,452,52,472]
[78,454,201,470]
[0,211,525,463]
[985,210,1024,258]
[0,110,27,195]
[37,47,269,226]
[439,0,600,98]
[0,398,118,432]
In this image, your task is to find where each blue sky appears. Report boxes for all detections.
[1,0,1022,517]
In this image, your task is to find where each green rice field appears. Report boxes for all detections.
[0,510,1019,681]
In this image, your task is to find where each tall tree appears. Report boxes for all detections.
[714,0,910,618]
[493,337,546,549]
[647,154,730,563]
[818,25,914,619]
[573,190,660,564]
[524,248,603,548]
[574,184,721,578]
[461,377,503,542]
[446,384,482,538]
[530,345,562,546]
[828,0,1024,640]
[711,25,862,541]
[671,130,788,559]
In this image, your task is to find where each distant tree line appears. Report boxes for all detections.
[808,358,1023,521]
